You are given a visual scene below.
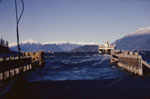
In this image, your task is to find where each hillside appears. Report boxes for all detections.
[71,45,98,52]
[114,27,150,51]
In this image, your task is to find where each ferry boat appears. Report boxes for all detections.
[98,41,115,54]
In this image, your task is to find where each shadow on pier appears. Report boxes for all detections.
[4,77,150,99]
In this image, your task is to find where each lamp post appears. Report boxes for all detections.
[14,0,24,58]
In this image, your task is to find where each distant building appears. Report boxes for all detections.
[98,41,115,54]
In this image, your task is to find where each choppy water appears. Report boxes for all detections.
[23,52,126,82]
[0,52,127,97]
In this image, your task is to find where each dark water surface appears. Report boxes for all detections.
[1,52,150,99]
[23,52,126,81]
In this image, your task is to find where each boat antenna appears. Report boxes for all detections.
[15,0,24,59]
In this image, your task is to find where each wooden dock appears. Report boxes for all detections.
[0,51,44,81]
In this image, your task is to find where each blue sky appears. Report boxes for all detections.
[0,0,150,44]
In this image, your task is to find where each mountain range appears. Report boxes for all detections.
[10,39,82,52]
[71,45,98,52]
[114,27,150,51]
[10,39,100,52]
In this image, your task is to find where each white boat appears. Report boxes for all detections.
[98,41,115,54]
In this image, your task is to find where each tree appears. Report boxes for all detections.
[0,38,5,46]
[6,41,8,47]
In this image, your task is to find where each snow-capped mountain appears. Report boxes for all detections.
[114,27,150,51]
[9,39,40,47]
[126,27,150,37]
[10,39,42,52]
[9,39,85,52]
[22,39,40,45]
[9,39,100,52]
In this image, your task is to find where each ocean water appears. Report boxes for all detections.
[23,52,126,82]
[139,51,150,64]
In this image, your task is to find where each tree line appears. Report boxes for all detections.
[0,38,8,47]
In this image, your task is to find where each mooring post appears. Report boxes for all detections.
[0,73,3,81]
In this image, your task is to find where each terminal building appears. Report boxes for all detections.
[98,41,115,54]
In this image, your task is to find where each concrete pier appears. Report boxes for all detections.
[110,50,150,76]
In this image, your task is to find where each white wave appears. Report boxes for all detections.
[92,55,110,66]
[52,66,61,69]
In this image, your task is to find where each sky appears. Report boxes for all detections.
[0,0,150,44]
